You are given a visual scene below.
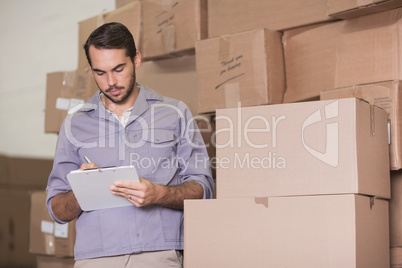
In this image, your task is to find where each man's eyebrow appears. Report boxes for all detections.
[92,63,127,73]
[113,63,126,71]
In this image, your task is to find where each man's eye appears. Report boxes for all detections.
[115,68,123,73]
[96,72,104,76]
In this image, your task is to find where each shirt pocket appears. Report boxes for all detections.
[130,129,177,184]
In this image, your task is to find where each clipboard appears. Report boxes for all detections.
[66,165,139,211]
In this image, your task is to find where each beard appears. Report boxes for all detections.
[99,70,136,104]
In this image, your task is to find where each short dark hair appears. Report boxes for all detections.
[84,22,137,67]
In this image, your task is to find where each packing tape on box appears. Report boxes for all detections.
[44,233,56,255]
[162,0,174,11]
[224,83,241,108]
[162,24,176,53]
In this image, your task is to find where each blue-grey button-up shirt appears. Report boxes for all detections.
[46,83,214,260]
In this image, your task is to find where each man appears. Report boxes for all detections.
[46,22,214,267]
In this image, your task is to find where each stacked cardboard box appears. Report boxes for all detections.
[0,155,53,268]
[185,98,391,267]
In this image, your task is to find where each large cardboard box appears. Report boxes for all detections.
[283,8,402,103]
[320,81,402,169]
[6,156,53,190]
[45,69,96,133]
[196,28,285,114]
[136,55,198,116]
[207,0,336,38]
[29,191,76,257]
[184,194,390,268]
[141,0,207,60]
[390,170,402,247]
[0,189,35,267]
[78,1,142,69]
[328,0,402,19]
[215,98,390,199]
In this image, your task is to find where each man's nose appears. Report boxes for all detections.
[107,73,117,86]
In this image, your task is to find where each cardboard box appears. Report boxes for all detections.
[215,98,390,199]
[320,81,402,170]
[141,0,207,60]
[6,156,53,190]
[36,255,74,268]
[136,55,199,116]
[78,1,142,69]
[184,194,390,268]
[283,8,402,103]
[45,69,97,133]
[29,191,76,257]
[391,247,402,268]
[207,0,336,38]
[0,189,35,267]
[196,28,285,114]
[115,0,137,8]
[390,170,402,247]
[328,0,402,19]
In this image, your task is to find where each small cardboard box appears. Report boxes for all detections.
[29,191,76,257]
[45,69,97,133]
[328,0,402,19]
[141,0,207,60]
[283,8,402,103]
[196,28,285,114]
[136,55,198,116]
[78,1,142,69]
[320,80,402,170]
[184,194,390,268]
[207,0,336,38]
[216,98,390,199]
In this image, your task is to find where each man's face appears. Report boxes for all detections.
[89,46,137,104]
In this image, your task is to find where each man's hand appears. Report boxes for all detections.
[111,178,203,210]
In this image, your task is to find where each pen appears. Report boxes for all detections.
[84,156,91,163]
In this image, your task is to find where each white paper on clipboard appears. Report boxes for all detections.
[66,165,139,211]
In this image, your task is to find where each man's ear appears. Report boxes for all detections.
[134,51,142,69]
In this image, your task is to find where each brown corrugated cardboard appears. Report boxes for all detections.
[184,194,390,268]
[0,189,35,267]
[6,156,53,190]
[390,170,402,247]
[78,1,142,69]
[216,98,390,199]
[29,191,76,257]
[391,247,402,267]
[136,55,198,116]
[207,0,336,38]
[320,81,402,170]
[328,0,402,19]
[283,8,402,103]
[36,255,74,268]
[115,0,137,8]
[196,28,285,114]
[45,69,96,133]
[141,0,207,60]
